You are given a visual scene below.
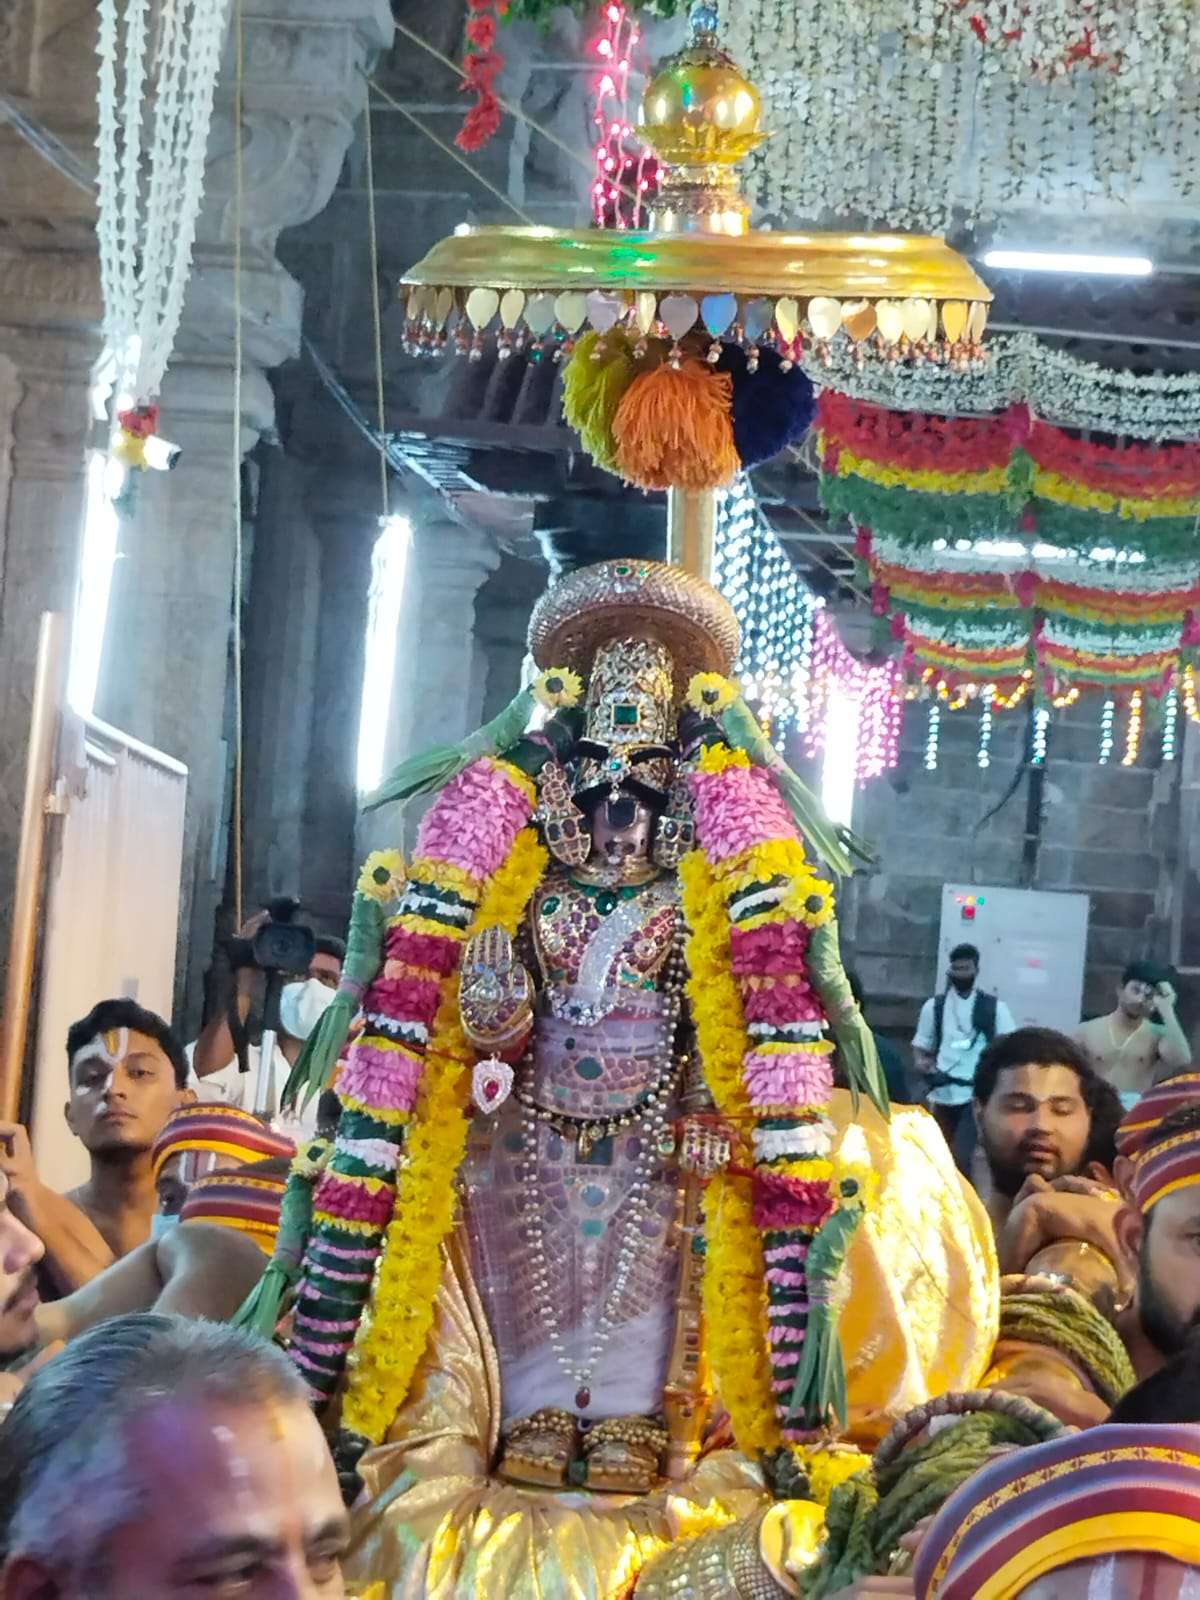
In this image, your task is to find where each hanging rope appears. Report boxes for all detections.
[363,95,390,523]
[230,0,246,928]
[368,82,535,225]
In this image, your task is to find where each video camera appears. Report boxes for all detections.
[227,895,315,977]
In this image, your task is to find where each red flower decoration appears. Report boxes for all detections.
[456,3,505,153]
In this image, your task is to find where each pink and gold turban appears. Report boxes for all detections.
[179,1171,289,1255]
[1131,1124,1200,1215]
[914,1423,1200,1599]
[151,1102,296,1181]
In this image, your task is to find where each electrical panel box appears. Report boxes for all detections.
[937,884,1090,1035]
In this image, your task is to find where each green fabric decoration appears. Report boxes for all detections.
[785,1183,865,1433]
[808,920,889,1119]
[820,475,1014,545]
[718,696,873,877]
[363,685,536,812]
[231,1137,331,1339]
[801,1407,1067,1599]
[283,893,384,1112]
[998,1286,1135,1406]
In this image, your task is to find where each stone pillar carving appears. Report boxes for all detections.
[358,517,501,858]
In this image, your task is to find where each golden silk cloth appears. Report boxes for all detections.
[344,1094,998,1600]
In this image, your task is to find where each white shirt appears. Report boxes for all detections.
[912,987,1016,1107]
[185,1041,318,1139]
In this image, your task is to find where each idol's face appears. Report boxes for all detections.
[588,793,655,871]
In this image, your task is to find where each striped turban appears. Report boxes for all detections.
[1132,1124,1200,1216]
[914,1423,1200,1599]
[152,1102,296,1181]
[1117,1075,1200,1159]
[180,1171,289,1254]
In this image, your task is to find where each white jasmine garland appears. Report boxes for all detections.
[753,1118,837,1164]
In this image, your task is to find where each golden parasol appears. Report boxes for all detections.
[400,1,991,579]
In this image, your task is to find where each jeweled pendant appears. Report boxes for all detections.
[472,1056,514,1115]
[575,1385,591,1410]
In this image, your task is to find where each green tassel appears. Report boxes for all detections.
[808,921,890,1120]
[231,1140,329,1339]
[283,894,385,1112]
[364,686,535,812]
[718,697,874,877]
[785,1199,864,1433]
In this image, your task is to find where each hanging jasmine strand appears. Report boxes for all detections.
[977,684,994,770]
[1163,687,1178,762]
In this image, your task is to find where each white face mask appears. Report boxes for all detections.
[150,1212,180,1240]
[279,977,335,1043]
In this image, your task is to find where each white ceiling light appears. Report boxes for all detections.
[982,249,1153,276]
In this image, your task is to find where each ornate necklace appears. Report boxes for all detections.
[514,1048,680,1159]
[516,927,687,1413]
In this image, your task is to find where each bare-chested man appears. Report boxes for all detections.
[0,1000,191,1294]
[1075,960,1191,1109]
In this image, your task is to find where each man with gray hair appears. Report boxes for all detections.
[0,1312,348,1597]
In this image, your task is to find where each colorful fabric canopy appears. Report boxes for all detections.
[817,393,1200,695]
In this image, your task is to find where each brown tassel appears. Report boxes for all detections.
[612,357,741,492]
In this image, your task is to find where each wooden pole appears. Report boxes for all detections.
[666,487,716,581]
[0,613,67,1121]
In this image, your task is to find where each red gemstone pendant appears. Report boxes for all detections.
[575,1386,591,1410]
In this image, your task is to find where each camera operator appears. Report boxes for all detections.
[188,903,344,1133]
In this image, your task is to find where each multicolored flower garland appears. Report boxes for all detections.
[685,739,864,1452]
[288,757,538,1413]
[818,392,1200,694]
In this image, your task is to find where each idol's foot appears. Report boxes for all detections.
[581,1415,668,1494]
[498,1408,580,1489]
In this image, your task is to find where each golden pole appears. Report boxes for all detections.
[666,487,717,582]
[0,613,67,1122]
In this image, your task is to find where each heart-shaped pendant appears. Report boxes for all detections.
[472,1057,514,1115]
[743,298,773,341]
[635,291,658,335]
[587,289,625,334]
[968,300,989,342]
[842,299,877,342]
[901,297,931,343]
[659,292,699,342]
[554,290,589,335]
[774,296,800,344]
[941,300,968,342]
[500,288,526,330]
[434,287,455,328]
[876,300,904,345]
[808,296,843,340]
[701,292,738,338]
[465,287,500,331]
[524,293,557,337]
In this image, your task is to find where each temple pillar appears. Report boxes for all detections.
[359,516,501,858]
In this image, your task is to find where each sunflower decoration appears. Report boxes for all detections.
[355,848,408,905]
[532,666,584,711]
[685,671,737,717]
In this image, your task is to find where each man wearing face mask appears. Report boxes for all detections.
[913,942,1015,1163]
[188,912,345,1133]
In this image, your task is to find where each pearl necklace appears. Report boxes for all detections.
[518,918,686,1414]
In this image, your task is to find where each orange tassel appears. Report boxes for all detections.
[612,358,741,492]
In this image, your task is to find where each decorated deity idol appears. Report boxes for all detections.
[279,560,997,1598]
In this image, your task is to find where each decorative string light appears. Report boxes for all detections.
[1184,665,1200,725]
[805,610,902,784]
[1122,689,1143,767]
[1051,686,1080,709]
[1099,698,1115,764]
[589,2,659,228]
[1163,685,1179,761]
[993,678,1031,711]
[977,684,995,769]
[714,479,816,750]
[1030,706,1050,766]
[925,702,941,771]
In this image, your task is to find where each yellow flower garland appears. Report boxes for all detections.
[355,848,407,904]
[832,447,1009,498]
[703,1171,781,1456]
[342,827,548,1445]
[679,850,750,1121]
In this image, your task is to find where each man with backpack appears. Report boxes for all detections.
[913,942,1015,1162]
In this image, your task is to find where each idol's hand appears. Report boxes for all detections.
[459,926,533,1054]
